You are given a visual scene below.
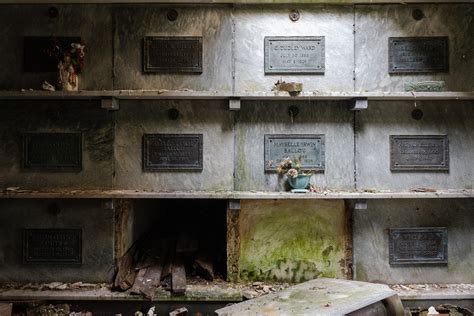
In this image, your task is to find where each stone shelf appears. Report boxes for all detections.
[0,189,472,199]
[0,285,243,302]
[0,0,468,4]
[391,283,474,301]
[0,90,473,102]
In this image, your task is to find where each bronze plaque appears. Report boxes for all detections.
[264,134,325,172]
[143,36,202,73]
[23,36,81,72]
[264,36,325,74]
[389,228,447,265]
[143,134,203,171]
[23,229,82,264]
[389,37,449,73]
[22,133,82,171]
[390,135,449,171]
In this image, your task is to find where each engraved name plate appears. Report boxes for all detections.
[389,37,449,73]
[22,133,82,171]
[389,228,447,265]
[143,36,202,73]
[23,229,82,264]
[265,134,325,172]
[264,36,325,74]
[390,135,449,171]
[143,134,203,171]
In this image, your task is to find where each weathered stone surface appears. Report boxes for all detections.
[216,278,399,316]
[0,5,113,90]
[355,4,474,91]
[113,5,232,91]
[353,199,474,283]
[235,100,354,191]
[0,100,114,189]
[234,5,354,93]
[114,100,233,191]
[355,101,474,191]
[239,199,348,282]
[0,199,114,283]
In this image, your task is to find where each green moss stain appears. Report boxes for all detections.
[239,200,347,282]
[355,264,367,281]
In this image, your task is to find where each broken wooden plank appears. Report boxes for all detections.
[171,256,186,295]
[194,255,214,281]
[139,260,164,300]
[114,244,139,291]
[169,307,188,316]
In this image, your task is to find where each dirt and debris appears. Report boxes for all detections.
[23,303,92,316]
[410,187,437,192]
[407,304,473,316]
[391,283,474,293]
[272,80,303,96]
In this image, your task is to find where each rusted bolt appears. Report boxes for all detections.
[289,9,300,22]
[167,9,178,21]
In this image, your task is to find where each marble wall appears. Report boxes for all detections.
[0,199,114,283]
[355,4,474,92]
[355,101,474,191]
[235,100,355,191]
[353,199,474,284]
[0,100,114,190]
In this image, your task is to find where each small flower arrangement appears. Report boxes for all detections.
[57,42,86,91]
[268,155,311,178]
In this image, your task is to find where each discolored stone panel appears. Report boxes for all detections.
[389,228,448,265]
[390,135,449,171]
[388,37,448,73]
[143,37,202,73]
[23,229,82,264]
[22,133,82,172]
[143,134,203,171]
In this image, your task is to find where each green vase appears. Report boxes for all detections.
[287,174,311,190]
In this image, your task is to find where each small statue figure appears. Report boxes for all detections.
[58,55,78,91]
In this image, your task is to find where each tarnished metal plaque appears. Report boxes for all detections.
[390,135,449,171]
[264,134,325,172]
[23,229,82,264]
[143,36,202,73]
[389,37,449,73]
[389,228,448,265]
[22,133,82,171]
[143,134,203,171]
[264,36,325,74]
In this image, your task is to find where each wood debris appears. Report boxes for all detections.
[113,227,223,298]
[410,187,437,192]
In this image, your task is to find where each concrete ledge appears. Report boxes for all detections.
[0,189,472,199]
[0,285,243,302]
[392,284,474,300]
[0,90,473,101]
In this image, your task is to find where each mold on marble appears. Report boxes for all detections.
[239,199,348,282]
